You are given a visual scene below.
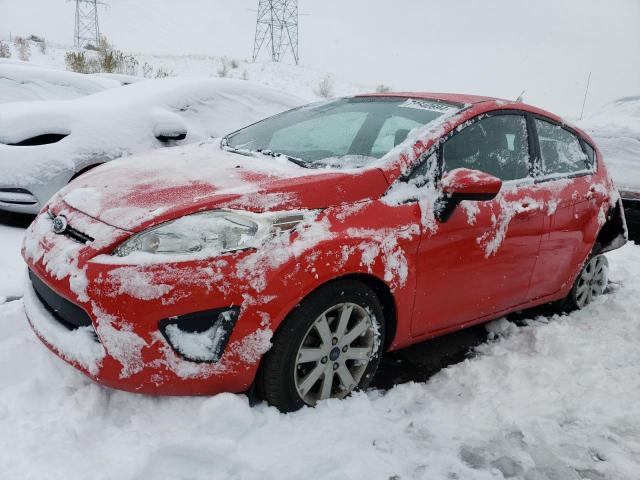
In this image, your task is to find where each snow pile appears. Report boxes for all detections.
[0,76,303,189]
[0,244,639,478]
[578,96,640,190]
[0,62,121,103]
[0,224,24,301]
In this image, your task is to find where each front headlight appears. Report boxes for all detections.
[112,209,312,257]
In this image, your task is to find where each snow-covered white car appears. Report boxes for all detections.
[0,77,303,214]
[0,62,121,103]
[579,96,640,233]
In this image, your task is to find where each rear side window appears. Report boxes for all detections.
[582,141,596,169]
[535,119,590,176]
[442,114,530,181]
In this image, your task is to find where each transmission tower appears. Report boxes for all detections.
[74,0,101,49]
[252,0,299,65]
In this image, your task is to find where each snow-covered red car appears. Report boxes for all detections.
[22,93,627,411]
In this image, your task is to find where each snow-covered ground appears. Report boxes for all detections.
[0,225,23,301]
[0,226,639,478]
[0,40,365,102]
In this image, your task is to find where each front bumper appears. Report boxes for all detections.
[22,207,276,396]
[24,269,270,395]
[0,188,40,214]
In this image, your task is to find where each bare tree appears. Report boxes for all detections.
[315,75,335,99]
[0,40,11,59]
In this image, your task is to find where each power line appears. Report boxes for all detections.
[252,0,299,65]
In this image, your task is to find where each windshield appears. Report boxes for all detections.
[223,97,461,168]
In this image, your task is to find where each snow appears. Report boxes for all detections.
[164,323,228,362]
[0,224,24,301]
[0,76,304,193]
[578,96,640,191]
[0,11,638,477]
[0,240,639,478]
[0,62,120,103]
[22,277,106,375]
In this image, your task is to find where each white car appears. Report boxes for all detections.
[0,62,121,103]
[0,77,303,214]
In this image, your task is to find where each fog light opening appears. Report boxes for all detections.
[159,307,240,363]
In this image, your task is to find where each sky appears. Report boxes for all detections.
[1,0,639,117]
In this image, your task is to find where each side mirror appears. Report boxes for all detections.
[437,168,502,221]
[153,121,188,143]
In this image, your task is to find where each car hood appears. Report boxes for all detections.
[54,142,390,232]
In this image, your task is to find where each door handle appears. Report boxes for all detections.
[514,201,539,218]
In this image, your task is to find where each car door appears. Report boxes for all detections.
[527,117,599,300]
[409,112,546,336]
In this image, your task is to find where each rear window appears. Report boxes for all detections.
[535,119,591,176]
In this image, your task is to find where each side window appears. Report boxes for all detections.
[442,114,530,181]
[371,116,423,157]
[534,119,590,176]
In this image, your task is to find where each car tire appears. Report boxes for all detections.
[553,254,609,313]
[256,279,385,412]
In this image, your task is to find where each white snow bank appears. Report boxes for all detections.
[578,96,640,190]
[0,224,25,301]
[1,244,639,479]
[0,63,120,103]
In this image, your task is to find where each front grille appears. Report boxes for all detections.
[47,211,94,244]
[64,226,94,244]
[29,270,93,330]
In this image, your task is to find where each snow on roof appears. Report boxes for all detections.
[0,63,121,103]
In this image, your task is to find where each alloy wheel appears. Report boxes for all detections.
[574,255,609,308]
[294,302,377,405]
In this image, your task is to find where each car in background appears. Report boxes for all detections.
[0,62,121,103]
[23,93,626,412]
[0,77,303,214]
[578,96,640,237]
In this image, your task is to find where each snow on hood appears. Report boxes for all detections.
[0,76,303,186]
[56,142,390,231]
[578,96,640,190]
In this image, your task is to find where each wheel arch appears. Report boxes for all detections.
[70,163,103,182]
[272,272,398,352]
[337,273,397,351]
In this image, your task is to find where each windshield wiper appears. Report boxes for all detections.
[256,149,308,168]
[221,141,309,168]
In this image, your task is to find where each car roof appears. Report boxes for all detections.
[355,92,509,105]
[354,91,590,138]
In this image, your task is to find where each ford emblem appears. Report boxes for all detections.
[52,215,68,234]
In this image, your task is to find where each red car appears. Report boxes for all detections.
[22,93,627,412]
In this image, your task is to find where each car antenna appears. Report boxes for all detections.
[579,72,592,120]
[515,90,525,103]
